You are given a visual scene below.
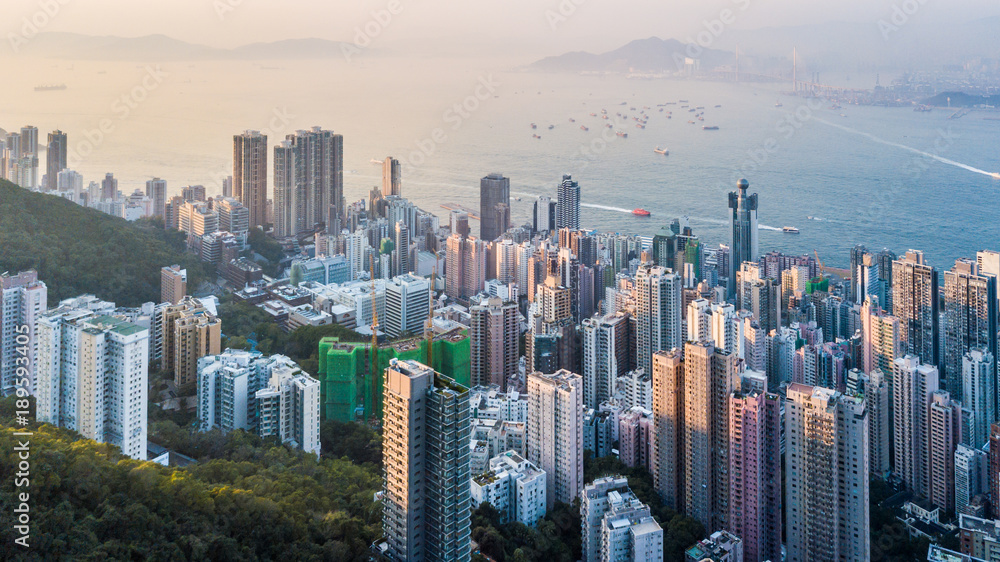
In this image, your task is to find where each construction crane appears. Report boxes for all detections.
[369,258,380,427]
[424,257,438,368]
[813,250,827,276]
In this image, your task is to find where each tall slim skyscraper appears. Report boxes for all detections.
[651,349,684,511]
[861,300,900,376]
[383,156,401,196]
[101,172,118,202]
[382,360,472,562]
[963,349,995,449]
[634,262,683,375]
[865,369,892,477]
[728,389,782,562]
[393,221,410,276]
[581,312,630,408]
[527,369,583,510]
[469,297,519,391]
[784,383,869,562]
[683,341,738,533]
[234,130,268,230]
[145,178,167,218]
[533,195,556,234]
[927,390,962,512]
[480,173,510,242]
[727,179,759,298]
[555,174,580,230]
[45,129,67,191]
[893,355,939,496]
[943,258,997,401]
[1,270,47,396]
[272,127,344,238]
[892,250,939,370]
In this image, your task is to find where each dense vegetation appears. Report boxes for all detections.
[0,180,207,306]
[217,297,368,375]
[0,396,383,561]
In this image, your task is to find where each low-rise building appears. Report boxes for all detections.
[471,450,547,527]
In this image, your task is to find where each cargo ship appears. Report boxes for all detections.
[632,209,651,217]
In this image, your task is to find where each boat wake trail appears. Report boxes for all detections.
[582,203,633,213]
[815,117,999,179]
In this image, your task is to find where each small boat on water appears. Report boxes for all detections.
[581,126,589,131]
[782,226,800,234]
[548,125,554,130]
[775,101,783,107]
[530,123,537,129]
[616,131,628,138]
[532,134,541,139]
[369,158,383,164]
[633,209,651,217]
[34,84,67,91]
[654,147,669,155]
[569,118,576,122]
[715,104,722,108]
[703,126,720,130]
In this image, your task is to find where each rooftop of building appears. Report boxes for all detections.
[88,314,147,336]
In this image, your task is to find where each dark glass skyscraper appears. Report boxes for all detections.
[479,173,510,241]
[556,174,580,230]
[727,179,758,299]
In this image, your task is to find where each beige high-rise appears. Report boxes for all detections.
[161,296,221,385]
[160,265,187,305]
[651,349,684,511]
[682,340,737,533]
[785,383,869,562]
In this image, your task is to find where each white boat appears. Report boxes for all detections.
[782,226,800,234]
[369,158,383,164]
[654,147,669,155]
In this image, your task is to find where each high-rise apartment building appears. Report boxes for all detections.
[581,476,664,562]
[383,156,401,196]
[160,265,187,305]
[861,300,900,376]
[784,383,869,562]
[234,130,268,229]
[1,270,47,395]
[927,390,962,512]
[383,273,430,338]
[893,355,939,496]
[145,178,167,218]
[892,250,939,370]
[865,369,892,477]
[943,258,997,401]
[160,296,222,385]
[256,358,321,455]
[215,197,250,239]
[727,179,758,299]
[100,172,118,201]
[527,369,584,510]
[469,297,519,390]
[533,195,556,234]
[728,389,782,562]
[683,341,738,533]
[197,349,274,432]
[445,233,487,304]
[556,174,580,230]
[634,262,682,375]
[480,173,510,242]
[45,129,67,191]
[382,360,471,562]
[272,127,344,237]
[651,349,684,511]
[955,444,989,516]
[582,312,630,409]
[963,349,995,449]
[470,450,546,527]
[36,306,148,460]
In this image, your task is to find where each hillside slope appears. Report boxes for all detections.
[0,179,204,306]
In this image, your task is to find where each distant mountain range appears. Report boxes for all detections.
[4,33,355,60]
[529,37,733,73]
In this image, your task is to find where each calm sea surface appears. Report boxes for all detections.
[4,56,999,269]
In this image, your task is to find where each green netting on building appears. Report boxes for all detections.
[316,329,471,423]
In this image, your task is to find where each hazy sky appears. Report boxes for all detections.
[6,0,998,55]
